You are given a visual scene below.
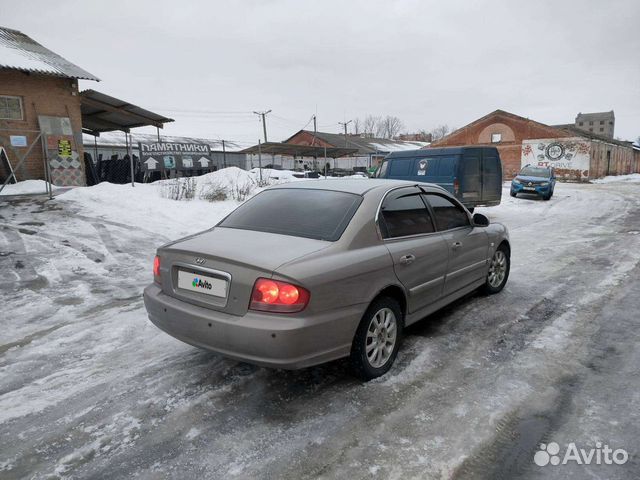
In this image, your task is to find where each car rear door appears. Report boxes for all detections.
[461,149,482,205]
[481,148,502,203]
[378,186,449,313]
[421,191,489,297]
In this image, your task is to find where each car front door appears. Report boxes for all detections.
[378,187,449,313]
[422,191,489,297]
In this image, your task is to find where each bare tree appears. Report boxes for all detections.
[430,124,453,141]
[352,117,361,135]
[362,115,382,137]
[353,114,406,139]
[379,116,405,139]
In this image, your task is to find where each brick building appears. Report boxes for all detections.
[0,26,99,185]
[282,129,428,170]
[574,111,615,139]
[429,109,639,181]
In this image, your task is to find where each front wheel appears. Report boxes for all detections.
[482,245,510,294]
[349,297,403,381]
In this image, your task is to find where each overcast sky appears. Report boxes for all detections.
[4,0,640,145]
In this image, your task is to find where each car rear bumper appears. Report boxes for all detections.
[143,284,365,369]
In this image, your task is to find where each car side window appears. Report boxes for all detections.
[379,187,435,238]
[423,193,470,231]
[376,160,389,178]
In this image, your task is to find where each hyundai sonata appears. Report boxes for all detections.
[143,179,510,379]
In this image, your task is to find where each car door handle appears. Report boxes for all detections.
[452,242,463,250]
[399,254,415,265]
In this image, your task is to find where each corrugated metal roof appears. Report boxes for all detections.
[82,131,245,152]
[0,26,99,81]
[80,89,172,133]
[286,130,428,155]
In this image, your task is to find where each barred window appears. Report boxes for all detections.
[0,95,23,120]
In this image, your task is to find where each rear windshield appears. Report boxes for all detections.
[520,167,551,177]
[218,188,363,241]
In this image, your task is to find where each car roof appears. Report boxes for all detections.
[266,179,444,195]
[386,146,499,158]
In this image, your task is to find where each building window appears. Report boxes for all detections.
[589,128,593,132]
[578,122,583,126]
[589,121,593,125]
[491,133,502,143]
[0,95,23,120]
[600,127,604,132]
[609,121,613,125]
[600,120,604,125]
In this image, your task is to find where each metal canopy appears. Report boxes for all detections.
[241,142,358,158]
[80,89,174,135]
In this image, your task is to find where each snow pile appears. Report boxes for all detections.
[248,168,301,182]
[0,180,59,196]
[57,181,241,239]
[591,173,640,184]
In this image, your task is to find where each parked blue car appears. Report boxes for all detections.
[510,165,556,200]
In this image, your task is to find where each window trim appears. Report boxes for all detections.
[0,95,24,121]
[375,185,440,241]
[490,133,502,143]
[419,189,472,232]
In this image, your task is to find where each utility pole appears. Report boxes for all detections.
[338,120,352,146]
[257,139,263,184]
[222,139,227,168]
[253,109,272,143]
[312,115,317,170]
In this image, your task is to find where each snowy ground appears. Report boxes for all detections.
[1,173,640,479]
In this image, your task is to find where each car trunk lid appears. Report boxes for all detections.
[158,227,330,315]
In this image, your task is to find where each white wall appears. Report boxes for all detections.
[521,137,591,181]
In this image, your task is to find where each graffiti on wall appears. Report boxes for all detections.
[521,137,590,181]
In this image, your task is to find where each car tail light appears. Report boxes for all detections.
[249,278,310,313]
[153,255,161,283]
[453,178,460,195]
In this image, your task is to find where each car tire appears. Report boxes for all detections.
[349,296,403,381]
[510,190,516,197]
[542,193,552,201]
[482,244,510,295]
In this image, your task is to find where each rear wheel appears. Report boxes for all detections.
[350,297,403,381]
[482,245,510,294]
[510,190,517,197]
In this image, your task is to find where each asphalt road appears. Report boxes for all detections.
[1,181,639,479]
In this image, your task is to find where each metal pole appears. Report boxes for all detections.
[338,120,353,146]
[126,131,134,187]
[257,139,263,183]
[324,145,327,178]
[253,110,271,143]
[156,126,161,142]
[222,139,227,168]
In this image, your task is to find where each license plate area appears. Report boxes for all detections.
[523,187,537,191]
[177,270,228,297]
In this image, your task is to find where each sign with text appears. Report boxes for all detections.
[138,142,212,172]
[521,137,590,181]
[10,135,27,147]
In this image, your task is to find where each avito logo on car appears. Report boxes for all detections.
[192,277,213,290]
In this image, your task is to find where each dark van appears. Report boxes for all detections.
[375,146,502,209]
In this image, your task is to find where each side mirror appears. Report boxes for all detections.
[473,213,490,227]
